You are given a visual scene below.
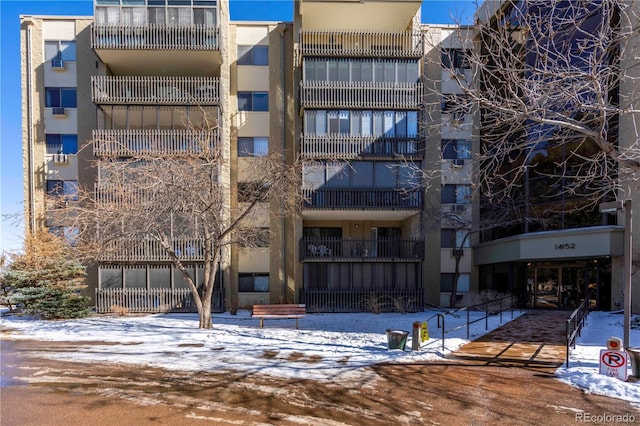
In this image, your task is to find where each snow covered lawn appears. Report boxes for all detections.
[2,309,639,402]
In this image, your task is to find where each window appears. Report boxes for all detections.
[46,134,78,154]
[442,140,471,160]
[304,110,419,137]
[237,45,268,66]
[441,229,471,248]
[239,273,269,292]
[441,273,470,292]
[303,58,419,83]
[45,87,77,108]
[46,180,79,201]
[238,92,268,112]
[45,40,76,61]
[48,226,79,246]
[238,137,268,157]
[238,181,268,202]
[441,49,470,69]
[441,184,471,204]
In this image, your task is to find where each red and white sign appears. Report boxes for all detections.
[599,349,628,381]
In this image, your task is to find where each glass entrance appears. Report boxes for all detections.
[530,265,583,309]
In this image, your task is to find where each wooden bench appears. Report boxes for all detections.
[252,304,306,329]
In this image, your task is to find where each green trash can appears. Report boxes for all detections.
[386,329,409,350]
[627,348,640,378]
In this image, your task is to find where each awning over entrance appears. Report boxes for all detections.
[474,226,624,265]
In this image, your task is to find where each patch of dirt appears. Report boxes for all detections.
[2,338,639,426]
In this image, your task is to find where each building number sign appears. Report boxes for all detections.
[555,243,576,250]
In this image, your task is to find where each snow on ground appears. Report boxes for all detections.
[1,308,639,402]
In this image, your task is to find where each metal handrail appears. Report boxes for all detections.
[433,295,517,351]
[566,296,590,367]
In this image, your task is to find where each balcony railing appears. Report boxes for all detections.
[303,188,423,210]
[92,76,220,105]
[99,238,206,262]
[301,134,424,159]
[300,238,424,261]
[91,25,219,50]
[93,129,219,157]
[301,289,424,313]
[95,288,225,314]
[300,30,423,58]
[300,81,423,109]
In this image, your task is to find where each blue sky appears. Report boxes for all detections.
[0,0,477,253]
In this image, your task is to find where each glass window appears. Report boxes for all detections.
[407,111,418,137]
[45,88,77,108]
[314,60,327,81]
[315,110,327,135]
[338,61,349,81]
[46,134,77,154]
[328,111,339,133]
[238,45,268,66]
[351,161,373,187]
[100,266,122,289]
[374,162,396,188]
[252,92,268,111]
[252,45,268,65]
[441,229,456,248]
[60,41,76,61]
[327,60,338,81]
[441,273,470,292]
[238,137,268,157]
[304,60,315,81]
[193,7,216,27]
[442,140,471,160]
[237,92,252,111]
[456,185,471,204]
[149,265,171,289]
[325,162,349,188]
[441,184,457,204]
[239,273,269,292]
[305,111,317,134]
[47,180,79,201]
[124,266,146,289]
[45,41,60,61]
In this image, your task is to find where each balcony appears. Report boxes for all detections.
[301,134,424,159]
[93,129,219,157]
[300,30,423,58]
[300,238,424,261]
[300,81,423,109]
[303,188,423,210]
[92,76,220,105]
[99,238,206,262]
[92,25,219,51]
[91,25,221,75]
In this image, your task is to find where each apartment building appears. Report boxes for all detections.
[24,0,634,314]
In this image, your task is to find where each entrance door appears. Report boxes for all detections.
[534,267,560,308]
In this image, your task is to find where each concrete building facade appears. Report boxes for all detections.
[21,0,637,314]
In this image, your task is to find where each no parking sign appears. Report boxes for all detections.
[599,349,628,381]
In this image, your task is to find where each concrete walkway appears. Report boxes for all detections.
[448,310,570,371]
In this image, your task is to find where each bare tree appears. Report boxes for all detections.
[61,126,300,329]
[440,0,640,225]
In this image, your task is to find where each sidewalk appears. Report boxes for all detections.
[447,310,570,371]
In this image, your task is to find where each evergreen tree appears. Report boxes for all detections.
[2,232,89,319]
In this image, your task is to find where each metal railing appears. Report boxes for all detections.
[300,30,423,57]
[93,129,219,156]
[303,188,423,210]
[300,134,424,159]
[95,287,225,313]
[566,296,590,367]
[436,295,518,351]
[98,238,206,262]
[300,81,423,109]
[301,289,424,313]
[92,76,220,105]
[92,24,220,50]
[300,237,424,261]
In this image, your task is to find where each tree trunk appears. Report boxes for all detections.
[199,295,212,329]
